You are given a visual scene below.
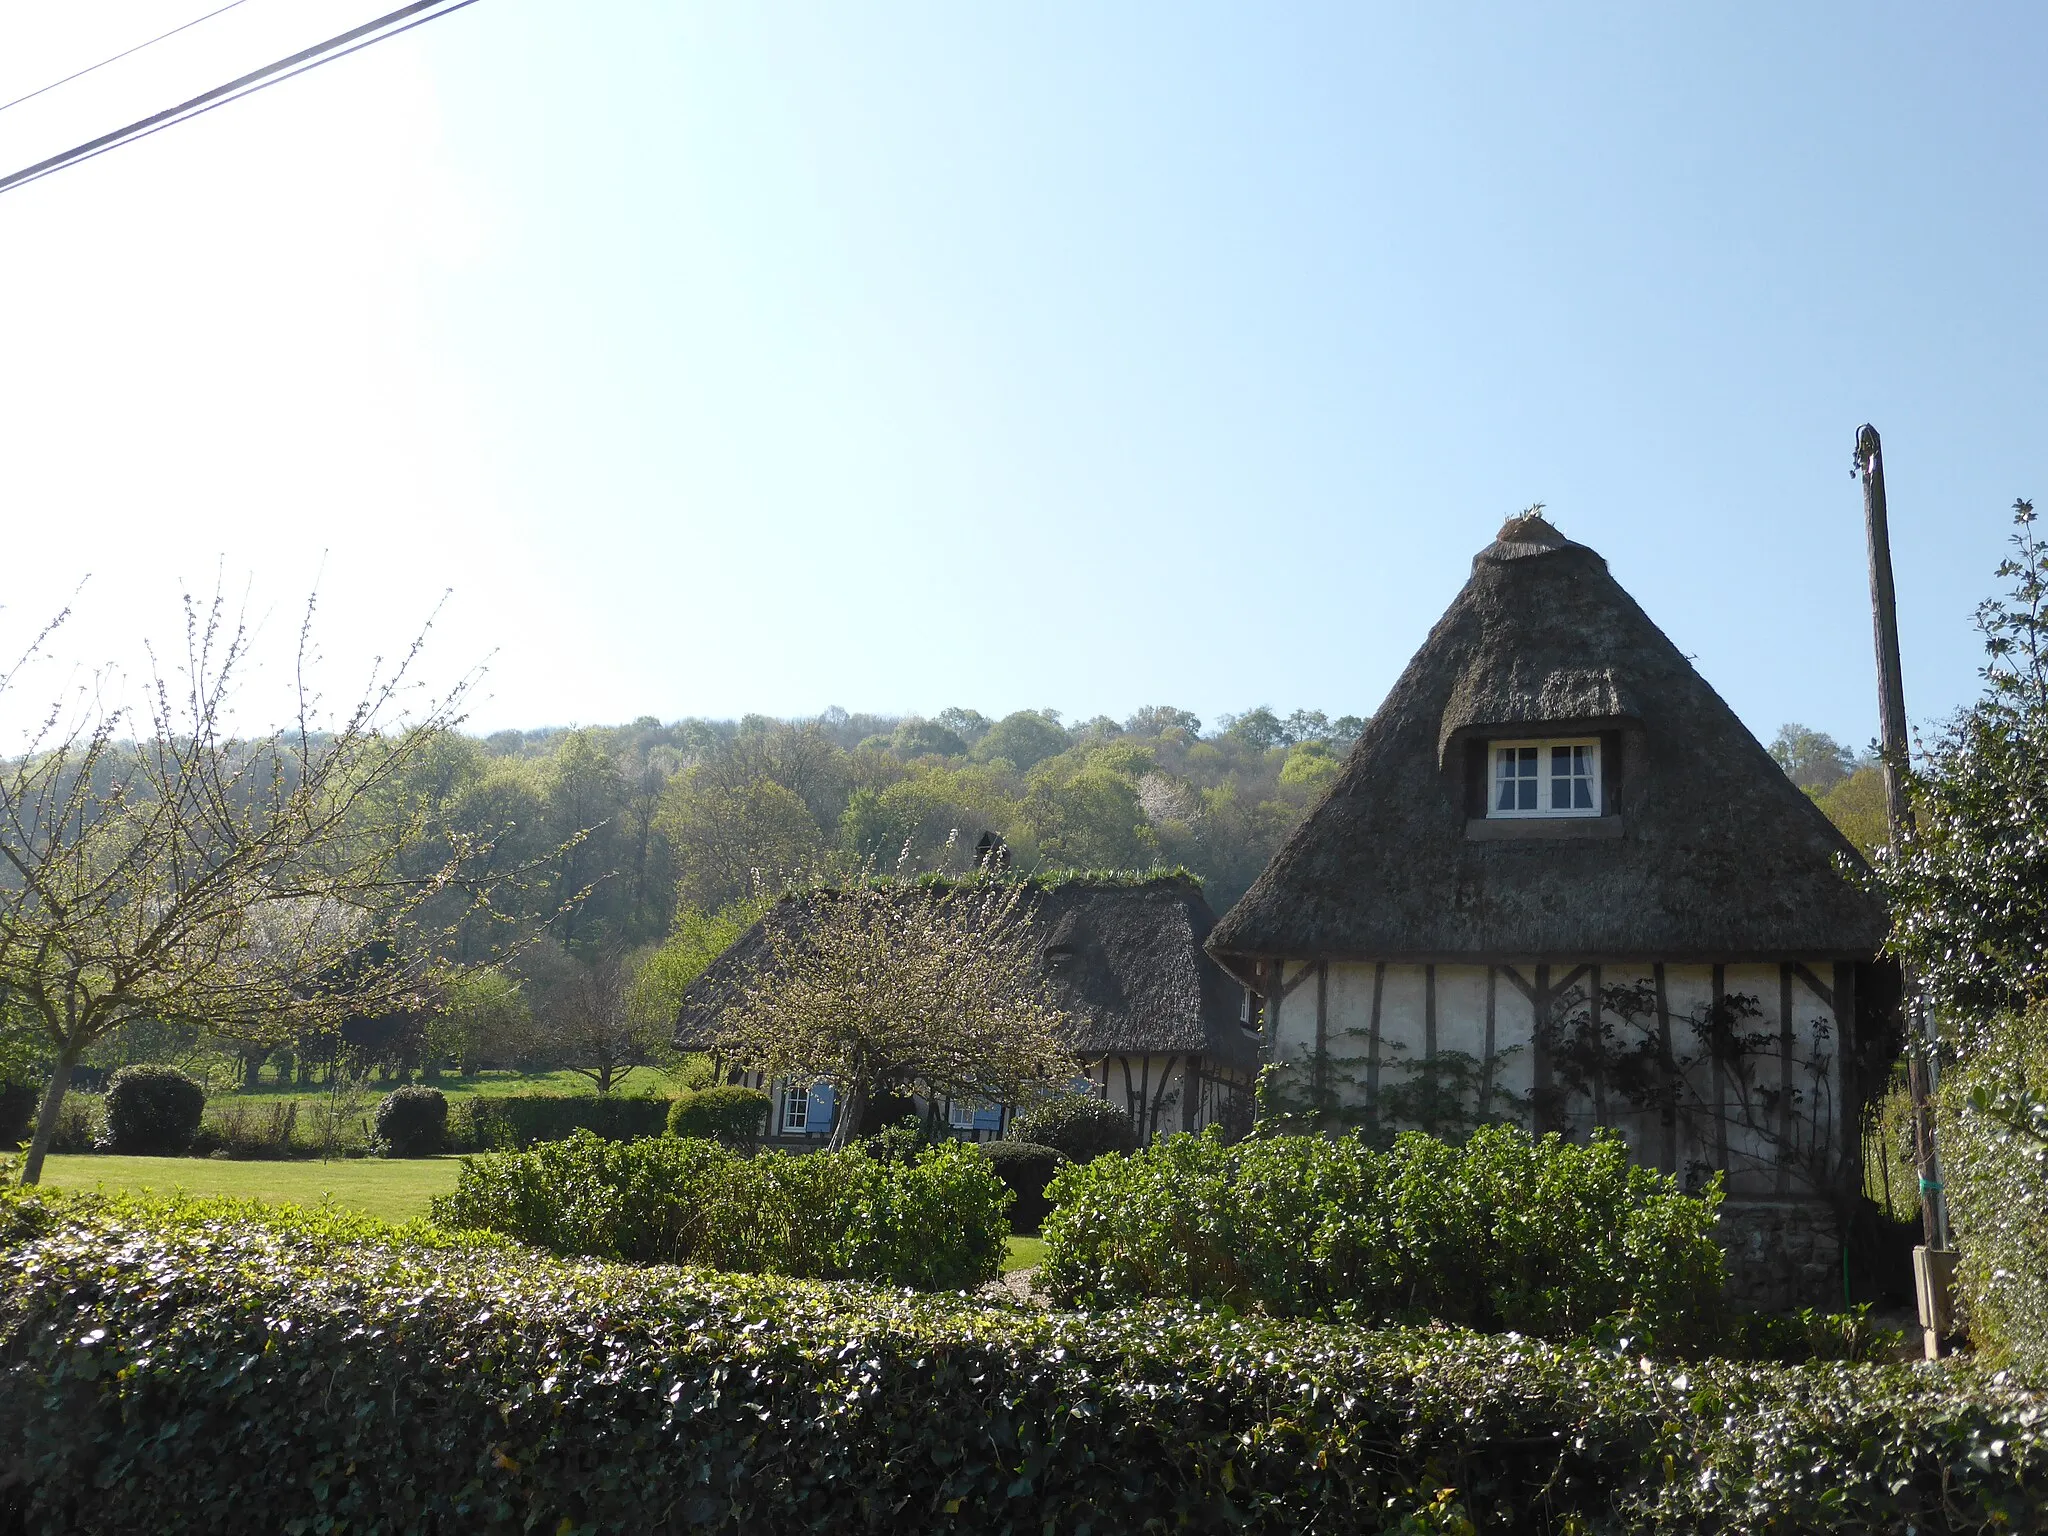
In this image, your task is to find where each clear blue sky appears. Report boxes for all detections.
[2,3,2043,746]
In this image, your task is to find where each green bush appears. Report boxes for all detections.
[0,1082,38,1145]
[861,1113,944,1164]
[1009,1093,1136,1162]
[665,1084,769,1147]
[191,1098,300,1159]
[102,1064,205,1155]
[46,1092,103,1153]
[1941,1001,2048,1375]
[983,1141,1067,1233]
[2,1197,2046,1533]
[374,1085,448,1157]
[431,1131,1008,1290]
[1041,1125,1728,1345]
[449,1092,672,1150]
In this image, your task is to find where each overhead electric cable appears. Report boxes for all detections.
[0,0,254,117]
[0,0,479,198]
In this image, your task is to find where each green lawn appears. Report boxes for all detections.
[36,1155,1054,1274]
[1002,1236,1045,1272]
[37,1153,464,1223]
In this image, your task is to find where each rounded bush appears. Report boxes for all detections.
[666,1086,769,1148]
[982,1141,1068,1233]
[375,1086,449,1157]
[1010,1095,1136,1164]
[102,1065,205,1156]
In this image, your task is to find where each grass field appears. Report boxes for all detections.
[37,1154,464,1223]
[1001,1236,1045,1272]
[36,1153,1049,1272]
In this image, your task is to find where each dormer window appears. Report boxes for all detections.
[1489,738,1600,818]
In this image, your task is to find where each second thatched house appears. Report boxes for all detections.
[1206,512,1899,1310]
[675,872,1259,1146]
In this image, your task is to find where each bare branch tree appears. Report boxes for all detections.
[533,942,668,1096]
[0,584,519,1183]
[711,878,1077,1148]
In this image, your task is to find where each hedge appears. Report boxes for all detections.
[0,1082,37,1146]
[1009,1093,1137,1162]
[1941,1000,2048,1375]
[666,1084,770,1147]
[1,1197,2045,1533]
[431,1131,1009,1291]
[1041,1125,1728,1346]
[449,1092,672,1149]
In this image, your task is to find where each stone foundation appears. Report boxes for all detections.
[1716,1198,1841,1313]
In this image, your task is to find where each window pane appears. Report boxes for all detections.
[1518,777,1537,809]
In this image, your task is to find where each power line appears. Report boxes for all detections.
[0,1,254,117]
[0,0,480,199]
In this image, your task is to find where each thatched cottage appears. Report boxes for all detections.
[676,873,1259,1146]
[1206,512,1899,1310]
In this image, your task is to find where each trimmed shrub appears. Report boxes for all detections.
[2,1200,2046,1533]
[1041,1125,1727,1346]
[375,1086,448,1157]
[1009,1093,1136,1163]
[983,1140,1067,1233]
[449,1092,672,1150]
[431,1131,1008,1290]
[0,1082,39,1146]
[102,1065,205,1155]
[665,1085,769,1147]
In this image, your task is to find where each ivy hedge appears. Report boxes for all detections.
[1,1196,2045,1533]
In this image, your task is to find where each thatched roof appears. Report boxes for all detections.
[676,873,1258,1073]
[1208,513,1890,973]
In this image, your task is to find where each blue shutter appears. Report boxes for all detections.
[809,1082,836,1134]
[973,1105,1003,1132]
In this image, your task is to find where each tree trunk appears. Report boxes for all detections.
[21,1045,82,1186]
[829,1079,866,1151]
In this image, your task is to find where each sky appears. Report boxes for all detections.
[1,3,2044,747]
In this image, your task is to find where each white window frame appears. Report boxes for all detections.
[782,1085,809,1134]
[1487,737,1602,819]
[949,1100,980,1131]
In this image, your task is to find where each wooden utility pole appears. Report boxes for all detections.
[1855,423,1954,1359]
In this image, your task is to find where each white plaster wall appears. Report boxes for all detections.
[1086,1052,1246,1143]
[1267,958,1844,1195]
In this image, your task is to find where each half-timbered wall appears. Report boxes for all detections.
[1266,959,1850,1197]
[1083,1053,1252,1145]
